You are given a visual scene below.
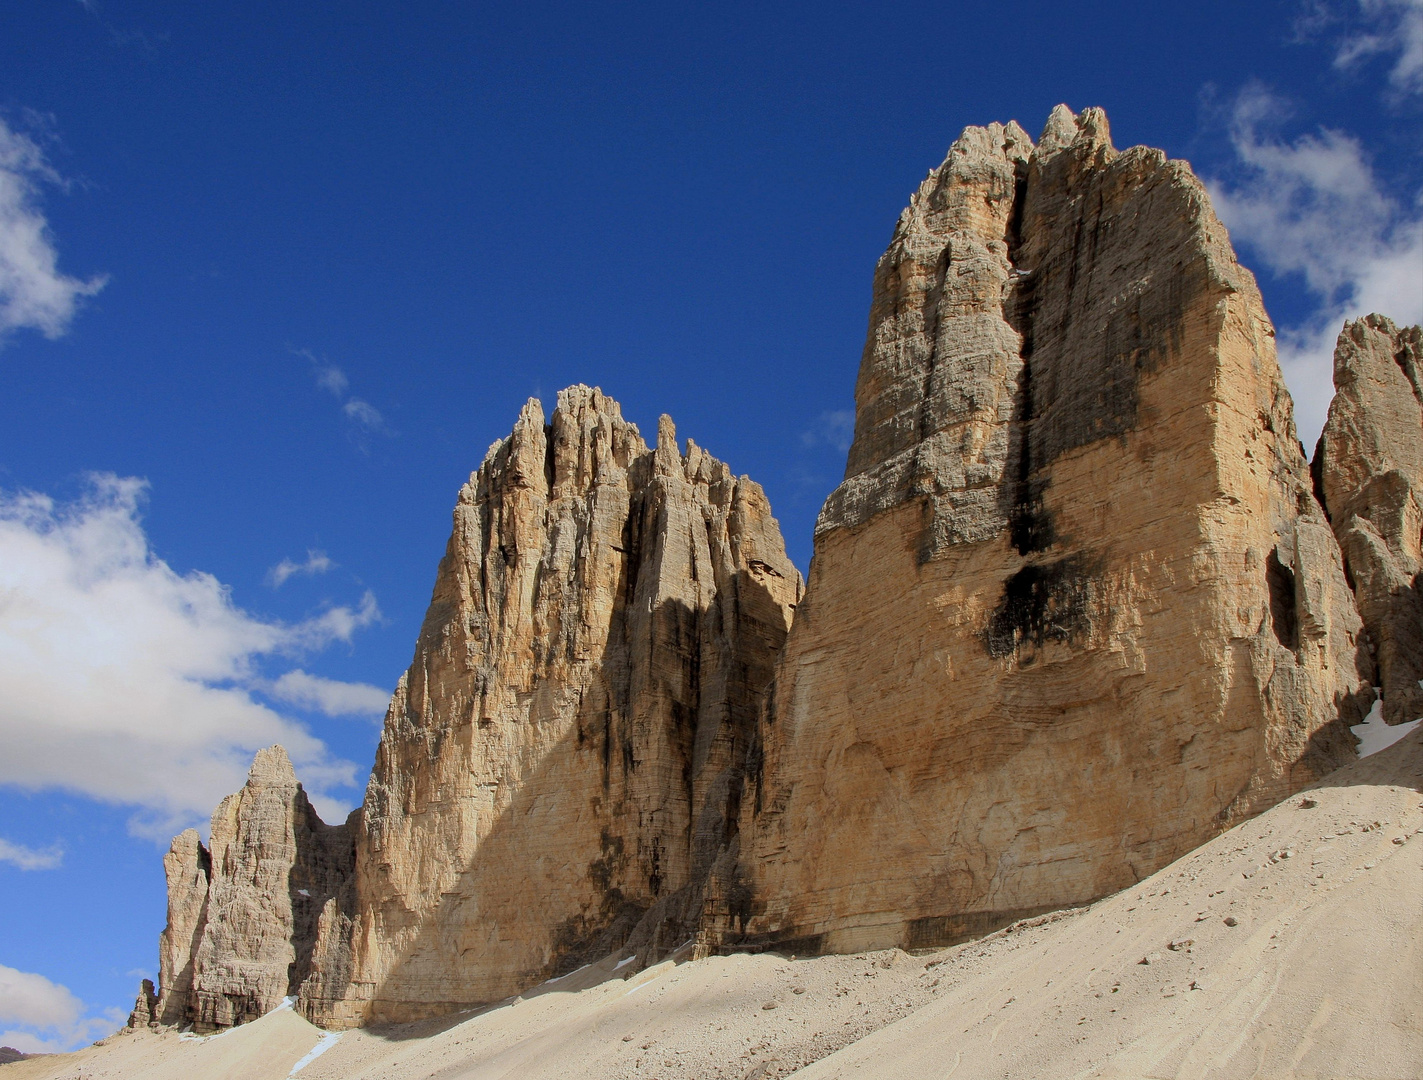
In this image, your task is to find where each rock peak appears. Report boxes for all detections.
[247,744,295,786]
[719,105,1365,958]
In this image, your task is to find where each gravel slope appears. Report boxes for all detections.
[9,728,1420,1080]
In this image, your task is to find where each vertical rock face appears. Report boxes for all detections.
[125,979,158,1030]
[1316,315,1423,725]
[154,829,209,1026]
[302,385,801,1027]
[155,746,356,1031]
[724,106,1368,956]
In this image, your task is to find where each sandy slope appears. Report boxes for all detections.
[9,729,1421,1080]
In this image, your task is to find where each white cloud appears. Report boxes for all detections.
[315,364,349,398]
[267,548,334,588]
[0,116,106,343]
[266,669,390,718]
[294,347,391,439]
[1207,84,1423,449]
[0,474,383,838]
[0,964,119,1053]
[342,397,386,432]
[0,838,63,871]
[801,409,855,455]
[1333,0,1423,97]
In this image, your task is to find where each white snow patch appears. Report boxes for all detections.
[289,1031,342,1075]
[297,889,310,897]
[543,962,592,986]
[615,955,636,969]
[1351,695,1421,757]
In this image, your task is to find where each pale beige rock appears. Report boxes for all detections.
[304,385,802,1027]
[720,105,1370,957]
[155,828,210,1026]
[1316,314,1423,725]
[158,746,356,1031]
[125,979,157,1030]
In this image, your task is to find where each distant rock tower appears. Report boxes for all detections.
[1316,315,1423,725]
[300,386,803,1026]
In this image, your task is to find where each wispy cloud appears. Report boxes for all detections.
[267,548,334,588]
[1307,0,1423,98]
[0,963,121,1053]
[800,409,855,455]
[0,475,383,837]
[0,115,106,345]
[1206,83,1423,448]
[0,838,63,871]
[294,347,391,441]
[312,360,349,398]
[342,397,386,432]
[264,669,390,719]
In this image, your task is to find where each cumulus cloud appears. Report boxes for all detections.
[267,548,334,588]
[1207,84,1423,448]
[265,669,390,718]
[0,838,63,871]
[0,116,106,343]
[0,963,119,1053]
[0,475,382,837]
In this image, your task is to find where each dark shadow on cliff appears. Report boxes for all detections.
[356,569,788,1034]
[1304,723,1423,795]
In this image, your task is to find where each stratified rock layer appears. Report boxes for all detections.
[303,386,802,1026]
[1316,315,1423,726]
[155,746,356,1031]
[721,106,1368,956]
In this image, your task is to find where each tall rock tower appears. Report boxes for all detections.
[1316,315,1423,725]
[724,106,1369,954]
[301,385,802,1025]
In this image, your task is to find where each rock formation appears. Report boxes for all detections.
[154,746,356,1032]
[124,979,157,1030]
[1315,315,1423,725]
[150,107,1388,1034]
[298,386,802,1026]
[711,105,1369,956]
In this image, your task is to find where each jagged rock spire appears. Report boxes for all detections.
[1316,314,1423,725]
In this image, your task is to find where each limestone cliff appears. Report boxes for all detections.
[297,386,802,1026]
[714,106,1369,956]
[154,746,356,1032]
[1316,314,1423,726]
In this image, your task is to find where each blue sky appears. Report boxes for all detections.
[1,0,1420,1053]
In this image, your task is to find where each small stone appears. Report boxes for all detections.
[762,1001,778,1010]
[1223,916,1239,927]
[1299,798,1318,809]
